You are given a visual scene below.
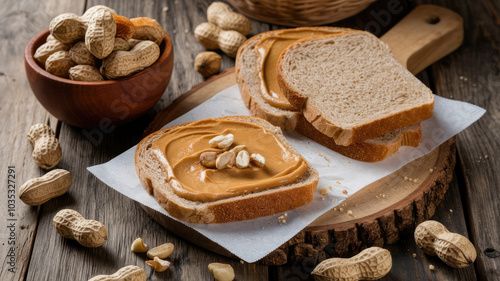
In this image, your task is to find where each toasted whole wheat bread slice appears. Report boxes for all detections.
[135,116,319,223]
[235,27,422,162]
[276,31,434,146]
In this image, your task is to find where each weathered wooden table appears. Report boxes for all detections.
[1,0,498,280]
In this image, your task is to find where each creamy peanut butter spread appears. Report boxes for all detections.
[256,28,348,110]
[151,119,308,202]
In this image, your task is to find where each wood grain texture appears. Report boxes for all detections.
[22,0,270,280]
[2,0,495,280]
[414,0,500,279]
[0,0,85,280]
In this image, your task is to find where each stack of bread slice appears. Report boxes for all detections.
[236,27,434,162]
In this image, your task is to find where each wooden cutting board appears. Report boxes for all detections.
[141,5,463,265]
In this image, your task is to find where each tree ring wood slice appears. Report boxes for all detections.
[141,68,456,265]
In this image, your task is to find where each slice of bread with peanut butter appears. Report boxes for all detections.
[235,27,423,162]
[135,116,319,223]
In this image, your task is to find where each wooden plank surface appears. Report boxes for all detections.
[22,0,270,280]
[0,0,496,280]
[0,1,85,280]
[416,0,500,280]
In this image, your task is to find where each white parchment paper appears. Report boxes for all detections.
[88,85,485,263]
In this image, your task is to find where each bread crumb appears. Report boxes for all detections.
[450,209,453,213]
[328,186,332,190]
[464,77,468,81]
[342,190,348,195]
[320,188,328,195]
[409,178,412,181]
[284,213,288,217]
[333,207,337,211]
[322,197,325,200]
[240,260,244,264]
[429,168,434,172]
[429,265,435,271]
[331,199,336,203]
[262,227,264,229]
[485,155,489,159]
[380,193,386,198]
[404,176,408,181]
[318,153,330,162]
[327,164,330,167]
[162,6,169,13]
[347,210,353,216]
[459,76,464,80]
[282,219,286,223]
[412,253,416,258]
[336,180,341,184]
[339,208,344,212]
[414,179,418,183]
[184,29,188,33]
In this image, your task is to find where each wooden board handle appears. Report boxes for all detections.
[380,5,463,75]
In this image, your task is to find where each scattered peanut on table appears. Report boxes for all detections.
[415,220,477,268]
[130,238,148,252]
[19,169,71,206]
[146,257,171,272]
[194,51,221,77]
[194,23,246,58]
[194,2,250,58]
[207,2,251,36]
[208,263,235,281]
[147,243,174,259]
[53,209,107,248]
[311,247,392,281]
[88,265,146,281]
[27,124,62,169]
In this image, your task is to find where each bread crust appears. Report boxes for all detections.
[276,32,434,146]
[135,116,319,223]
[296,116,422,162]
[236,27,424,161]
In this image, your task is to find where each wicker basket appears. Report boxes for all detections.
[226,0,377,27]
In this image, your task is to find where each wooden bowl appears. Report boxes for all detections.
[24,29,174,128]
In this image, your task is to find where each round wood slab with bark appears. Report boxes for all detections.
[141,68,456,266]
